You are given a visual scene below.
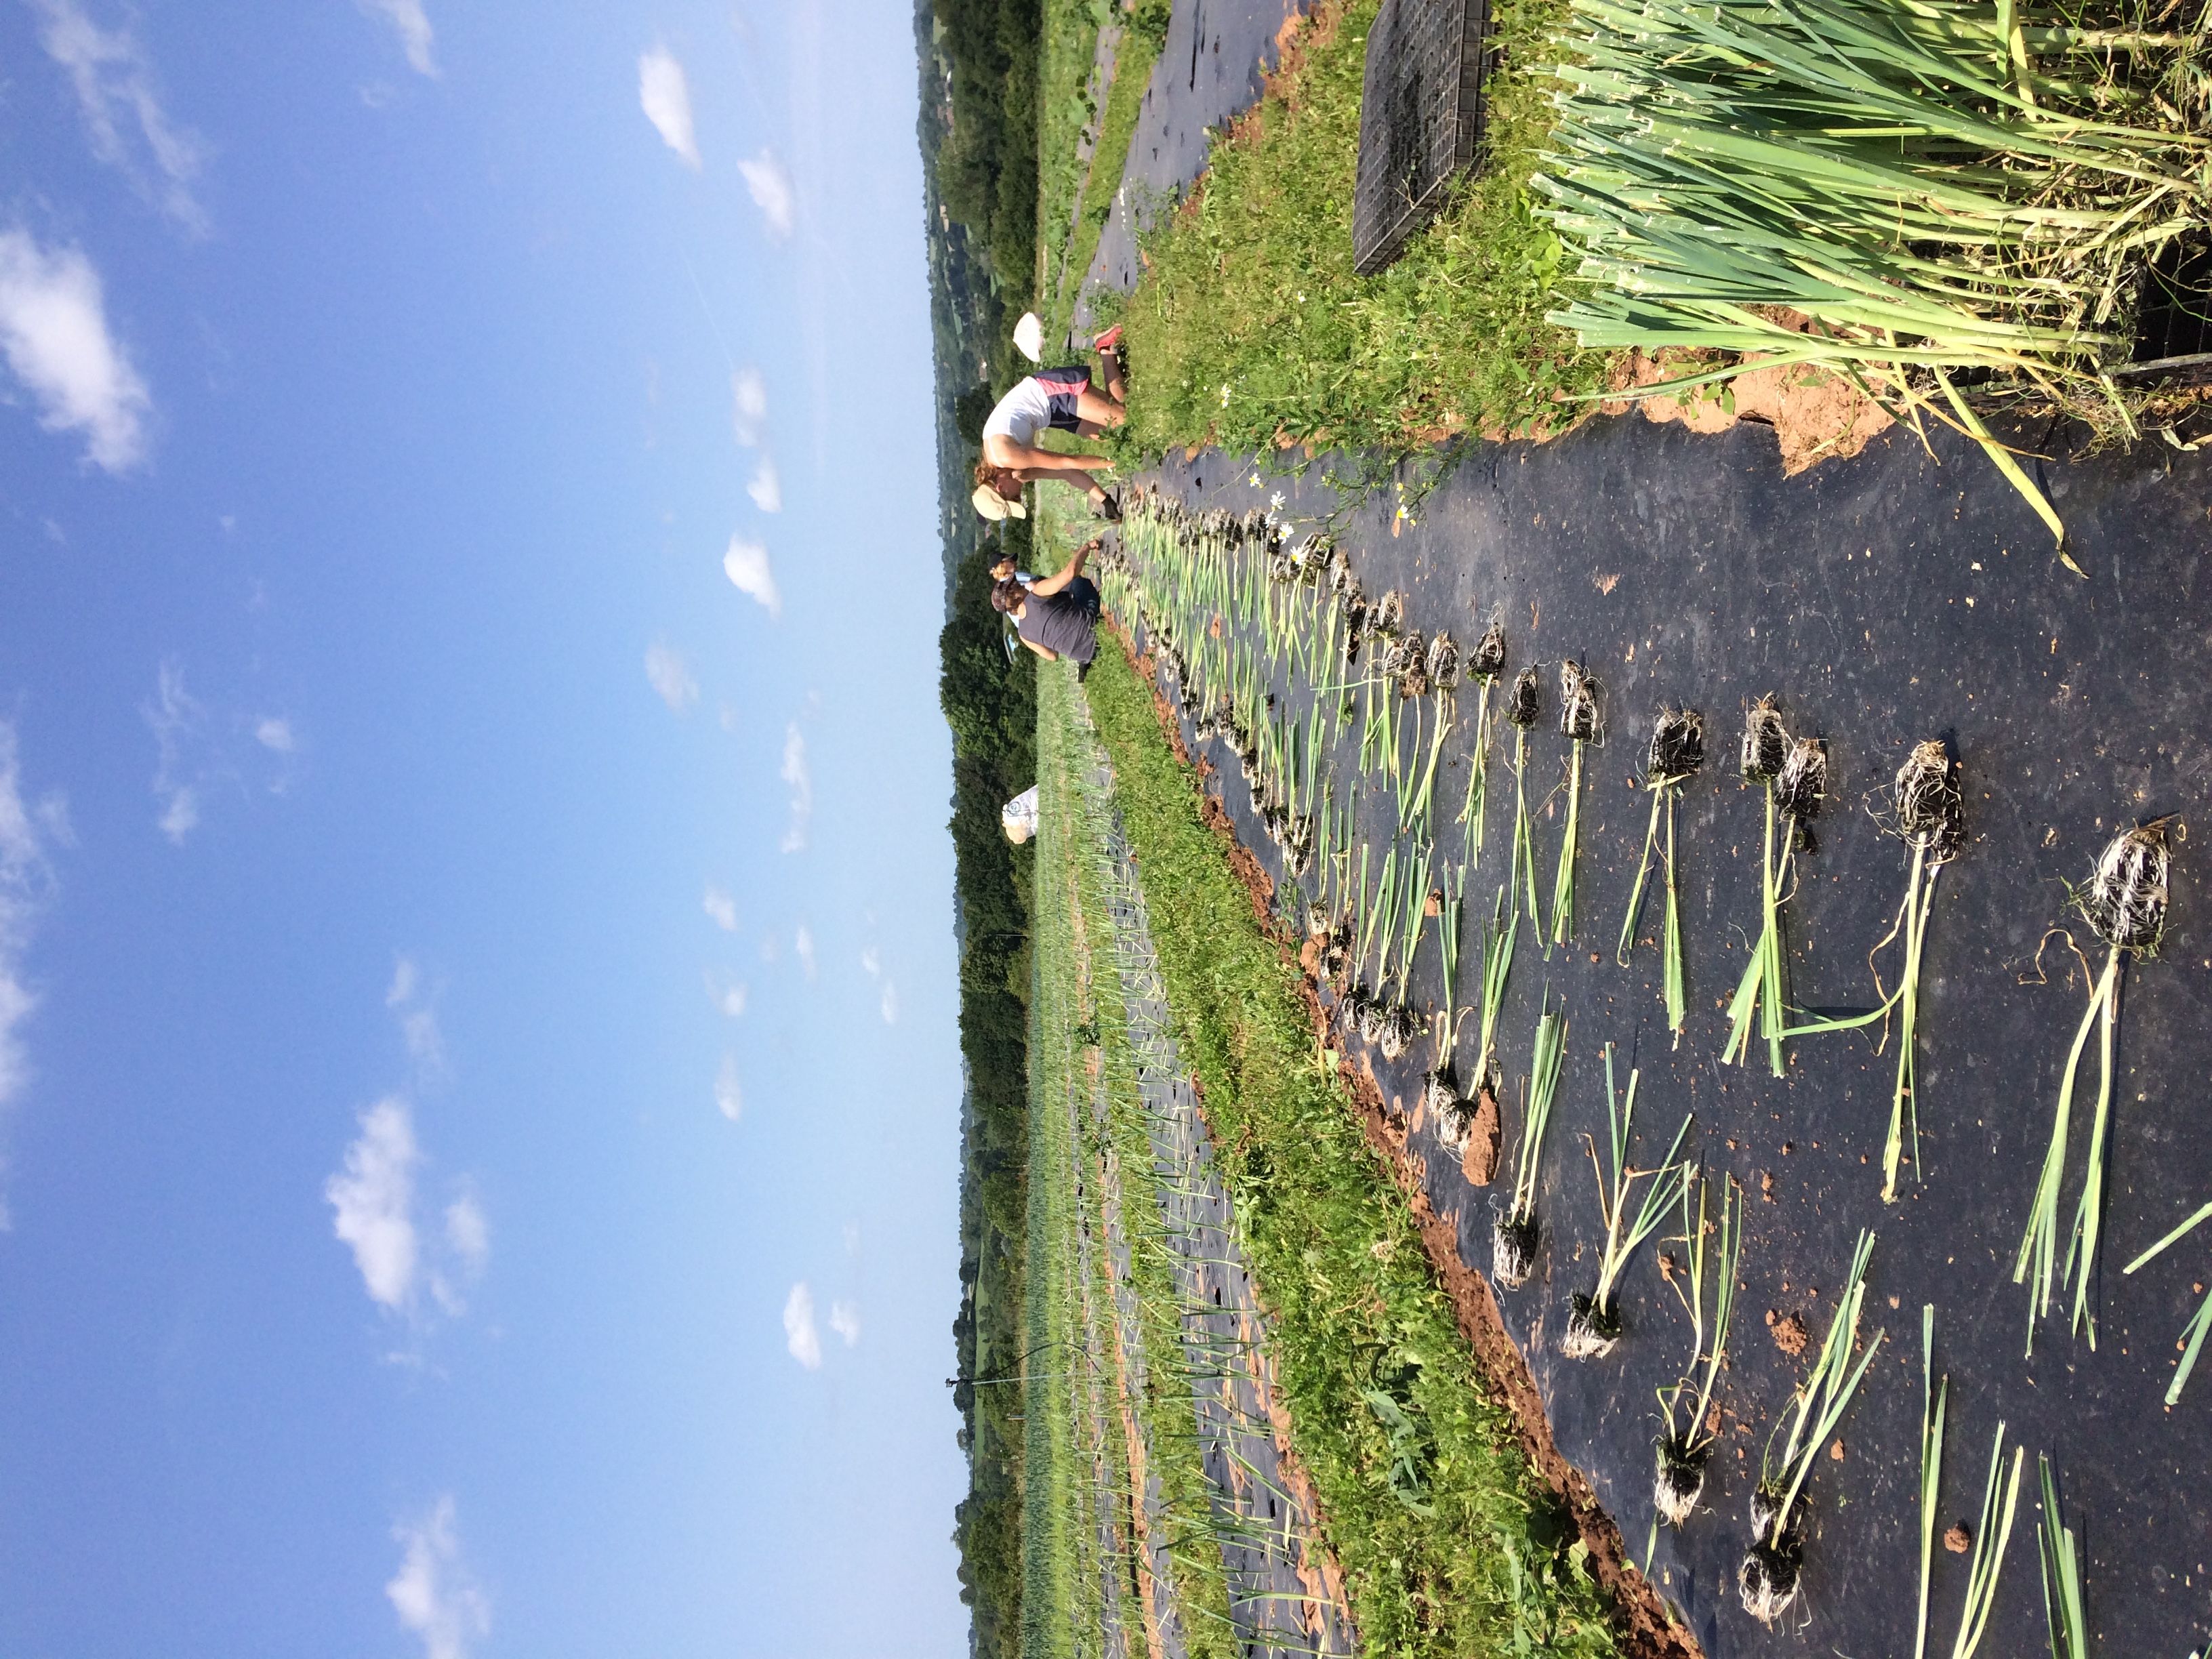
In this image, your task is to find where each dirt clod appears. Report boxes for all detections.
[1767,1311,1809,1356]
[1945,1522,1973,1554]
[1828,1439,1845,1462]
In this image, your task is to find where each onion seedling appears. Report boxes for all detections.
[2036,1456,2089,1659]
[1505,668,1544,937]
[1654,1168,1741,1524]
[1786,741,1966,1200]
[1471,884,1521,1101]
[2015,817,2175,1353]
[1914,1307,2026,1659]
[1549,661,1604,949]
[1492,996,1565,1289]
[1617,706,1705,1045]
[2123,1197,2212,1406]
[1725,707,1822,1078]
[1456,619,1508,867]
[1561,1044,1693,1359]
[1740,1229,1884,1625]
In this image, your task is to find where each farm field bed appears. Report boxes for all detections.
[1088,437,2212,1658]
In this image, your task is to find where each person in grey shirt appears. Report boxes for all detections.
[992,537,1102,674]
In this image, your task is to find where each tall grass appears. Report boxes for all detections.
[1099,0,1614,462]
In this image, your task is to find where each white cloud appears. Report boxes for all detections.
[144,660,204,844]
[731,368,767,447]
[254,716,295,753]
[718,703,741,735]
[783,1281,822,1370]
[637,46,699,169]
[702,885,737,932]
[443,1191,489,1275]
[747,455,781,514]
[828,1300,861,1347]
[363,0,438,77]
[737,150,796,241]
[778,724,811,853]
[644,641,698,713]
[714,1052,743,1122]
[385,956,444,1075]
[859,945,880,978]
[327,1098,420,1309]
[705,972,747,1019]
[0,723,63,1223]
[722,535,780,618]
[880,981,899,1025]
[0,230,152,472]
[793,924,815,981]
[386,1498,489,1659]
[30,0,209,234]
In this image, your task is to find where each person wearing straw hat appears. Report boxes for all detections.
[972,325,1128,525]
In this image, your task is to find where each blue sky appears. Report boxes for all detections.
[0,3,966,1654]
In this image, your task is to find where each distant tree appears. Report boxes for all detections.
[954,382,996,446]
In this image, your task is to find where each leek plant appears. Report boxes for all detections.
[1550,661,1603,949]
[1617,706,1705,1045]
[1654,1169,1741,1525]
[1492,996,1565,1289]
[1561,1044,1694,1359]
[1505,668,1544,937]
[1725,704,1822,1077]
[2122,1197,2212,1406]
[1532,0,2212,546]
[2036,1456,2089,1659]
[1740,1229,1884,1624]
[2015,817,2175,1353]
[1456,620,1507,867]
[1785,741,1966,1200]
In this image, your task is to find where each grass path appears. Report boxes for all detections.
[1098,0,1615,464]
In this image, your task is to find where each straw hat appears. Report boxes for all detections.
[1012,312,1044,364]
[972,484,1027,521]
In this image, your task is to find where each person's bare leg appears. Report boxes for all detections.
[1075,386,1124,428]
[1095,347,1127,404]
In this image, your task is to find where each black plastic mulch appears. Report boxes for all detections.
[1123,411,2212,1658]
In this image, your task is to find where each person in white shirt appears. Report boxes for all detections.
[972,327,1127,523]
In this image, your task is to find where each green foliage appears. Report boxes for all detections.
[1038,0,1109,306]
[934,0,1044,295]
[1078,638,1620,1658]
[1101,0,1617,462]
[956,382,999,446]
